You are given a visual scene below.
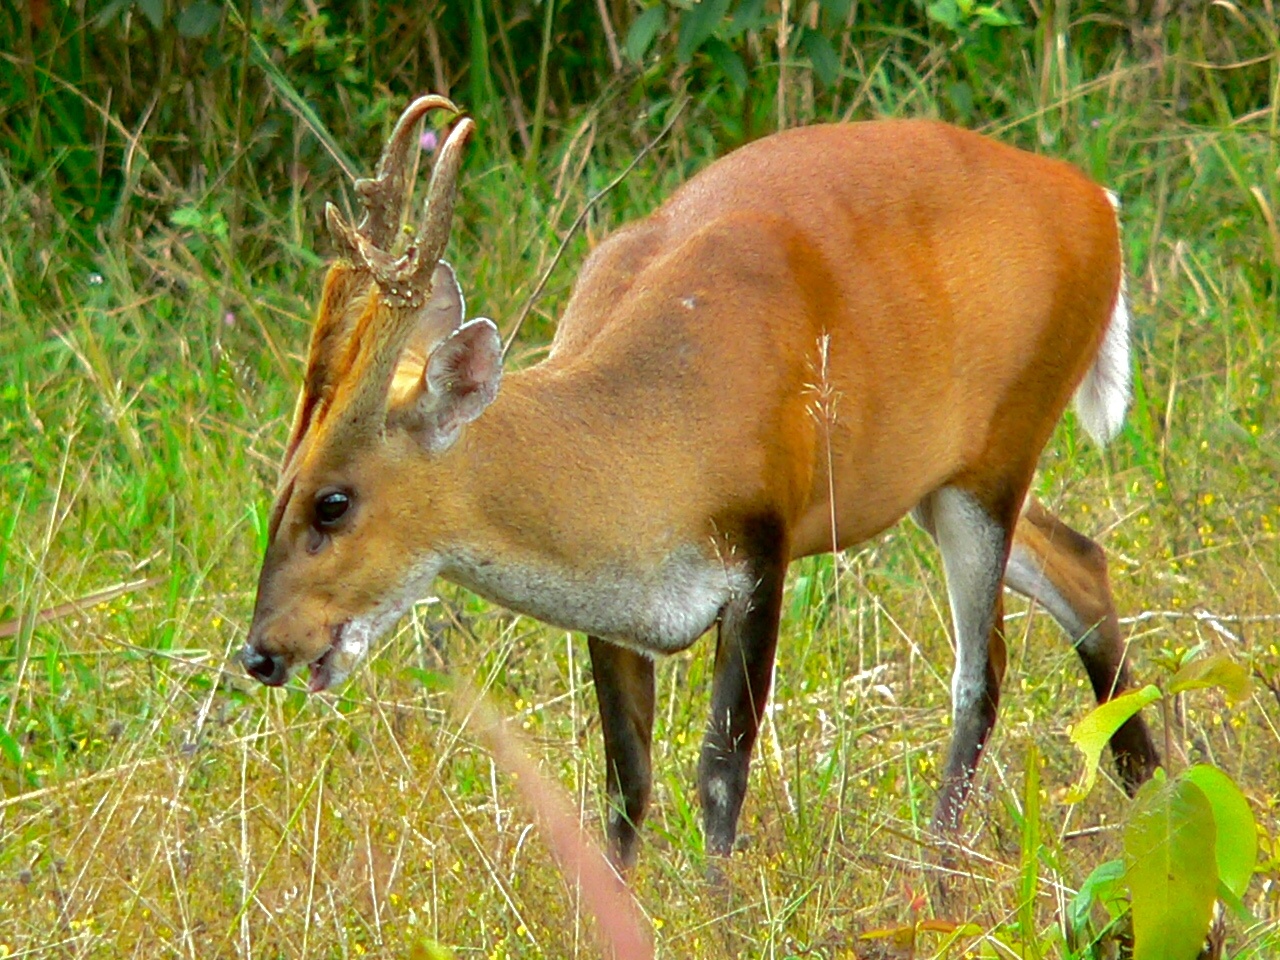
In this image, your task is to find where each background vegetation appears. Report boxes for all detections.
[1,0,1277,956]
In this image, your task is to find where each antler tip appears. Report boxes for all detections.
[450,116,477,144]
[403,93,462,119]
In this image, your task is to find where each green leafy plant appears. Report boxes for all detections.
[1067,653,1259,959]
[622,0,855,135]
[925,0,1019,33]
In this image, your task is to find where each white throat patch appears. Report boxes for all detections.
[313,554,444,690]
[442,544,747,655]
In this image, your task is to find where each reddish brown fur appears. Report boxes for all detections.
[246,116,1157,862]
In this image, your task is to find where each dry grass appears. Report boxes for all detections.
[2,6,1279,957]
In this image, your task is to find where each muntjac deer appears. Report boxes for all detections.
[243,95,1159,867]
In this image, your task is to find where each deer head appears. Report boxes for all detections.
[242,96,502,691]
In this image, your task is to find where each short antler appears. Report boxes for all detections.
[313,97,477,447]
[326,95,475,310]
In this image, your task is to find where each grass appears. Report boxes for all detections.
[2,4,1279,958]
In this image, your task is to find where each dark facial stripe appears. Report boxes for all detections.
[282,394,318,475]
[268,476,296,543]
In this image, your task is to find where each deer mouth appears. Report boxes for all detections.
[307,642,339,693]
[307,620,369,693]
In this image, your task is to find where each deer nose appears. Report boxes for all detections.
[241,645,288,686]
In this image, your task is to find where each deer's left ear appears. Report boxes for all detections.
[408,260,466,354]
[392,318,502,452]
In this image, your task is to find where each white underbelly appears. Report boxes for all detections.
[441,546,747,654]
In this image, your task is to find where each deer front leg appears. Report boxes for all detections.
[588,636,655,871]
[699,531,787,857]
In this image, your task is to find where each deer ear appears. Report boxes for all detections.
[407,260,466,355]
[393,318,502,452]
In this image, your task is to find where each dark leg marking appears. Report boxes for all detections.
[588,636,656,870]
[698,516,788,857]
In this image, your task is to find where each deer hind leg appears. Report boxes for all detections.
[698,518,788,857]
[1005,498,1159,793]
[914,485,1014,835]
[588,636,656,871]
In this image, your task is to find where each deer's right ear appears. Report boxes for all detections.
[394,318,502,453]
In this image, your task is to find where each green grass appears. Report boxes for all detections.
[2,4,1278,958]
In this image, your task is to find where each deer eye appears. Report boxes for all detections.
[313,489,352,528]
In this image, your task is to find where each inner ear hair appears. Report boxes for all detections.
[425,318,502,397]
[391,318,502,453]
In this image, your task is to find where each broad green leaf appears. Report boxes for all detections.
[676,0,731,64]
[1183,764,1256,898]
[1169,652,1251,703]
[176,2,221,38]
[624,6,666,64]
[1124,776,1218,960]
[926,0,961,31]
[703,38,747,92]
[1067,859,1126,940]
[728,0,767,37]
[1066,684,1161,801]
[136,0,164,30]
[799,29,841,89]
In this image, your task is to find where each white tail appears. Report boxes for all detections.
[1073,193,1132,444]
